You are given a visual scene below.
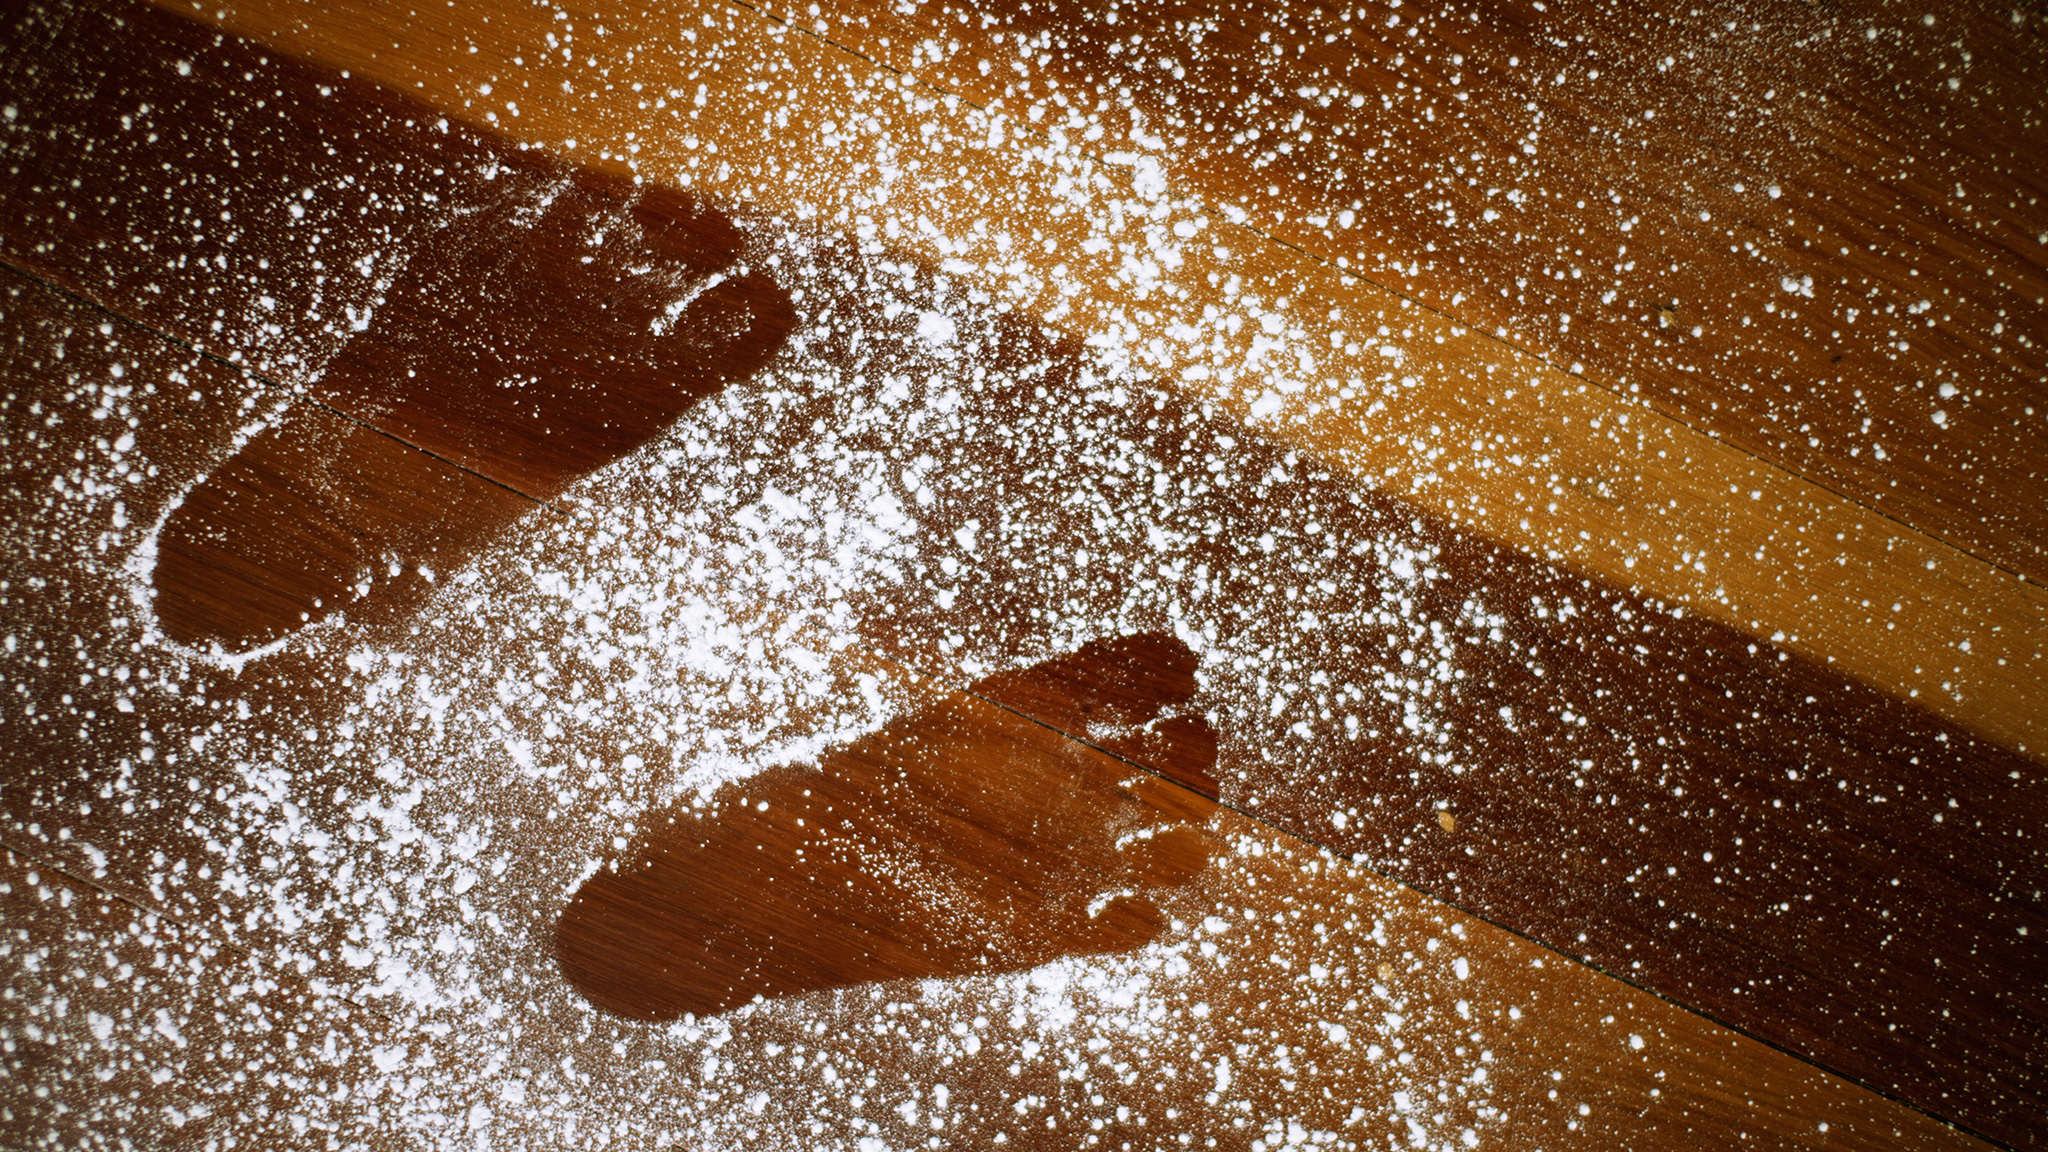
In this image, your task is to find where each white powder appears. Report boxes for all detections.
[2,222,1510,1149]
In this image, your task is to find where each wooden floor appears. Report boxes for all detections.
[0,0,2041,1149]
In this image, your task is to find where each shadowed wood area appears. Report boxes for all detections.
[152,409,538,647]
[0,253,2007,1145]
[0,851,416,1152]
[966,632,1223,801]
[0,298,2002,1144]
[299,168,794,496]
[1,0,2042,1149]
[0,753,1993,1152]
[0,2,794,497]
[835,296,2045,1139]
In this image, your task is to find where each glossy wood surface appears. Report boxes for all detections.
[558,637,1220,1020]
[1,0,2042,1148]
[127,0,2048,765]
[0,278,1989,1150]
[753,0,2048,580]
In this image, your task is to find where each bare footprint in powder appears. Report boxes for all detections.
[152,166,795,650]
[555,633,1220,1020]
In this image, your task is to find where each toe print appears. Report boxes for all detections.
[967,631,1222,801]
[151,164,794,650]
[555,635,1220,1020]
[302,168,794,493]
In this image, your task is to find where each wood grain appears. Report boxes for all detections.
[3,7,2043,1143]
[0,0,793,495]
[0,0,793,645]
[126,0,2048,766]
[758,0,2048,579]
[1,788,1992,1151]
[152,407,538,647]
[0,268,278,823]
[965,632,1222,801]
[0,256,1992,1150]
[0,270,531,933]
[548,662,1996,1152]
[803,286,2047,1144]
[297,166,793,497]
[558,636,1217,1020]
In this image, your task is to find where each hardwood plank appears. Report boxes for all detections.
[4,7,2041,1142]
[557,639,1220,1020]
[756,0,2048,580]
[0,238,1986,1148]
[0,272,577,994]
[123,0,2048,768]
[293,164,793,496]
[0,628,1993,1152]
[150,404,539,648]
[0,0,792,649]
[729,263,2047,1143]
[4,780,1988,1151]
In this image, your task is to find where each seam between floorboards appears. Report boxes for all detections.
[0,258,568,520]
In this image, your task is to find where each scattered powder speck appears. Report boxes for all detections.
[1,236,1519,1150]
[3,3,2032,1148]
